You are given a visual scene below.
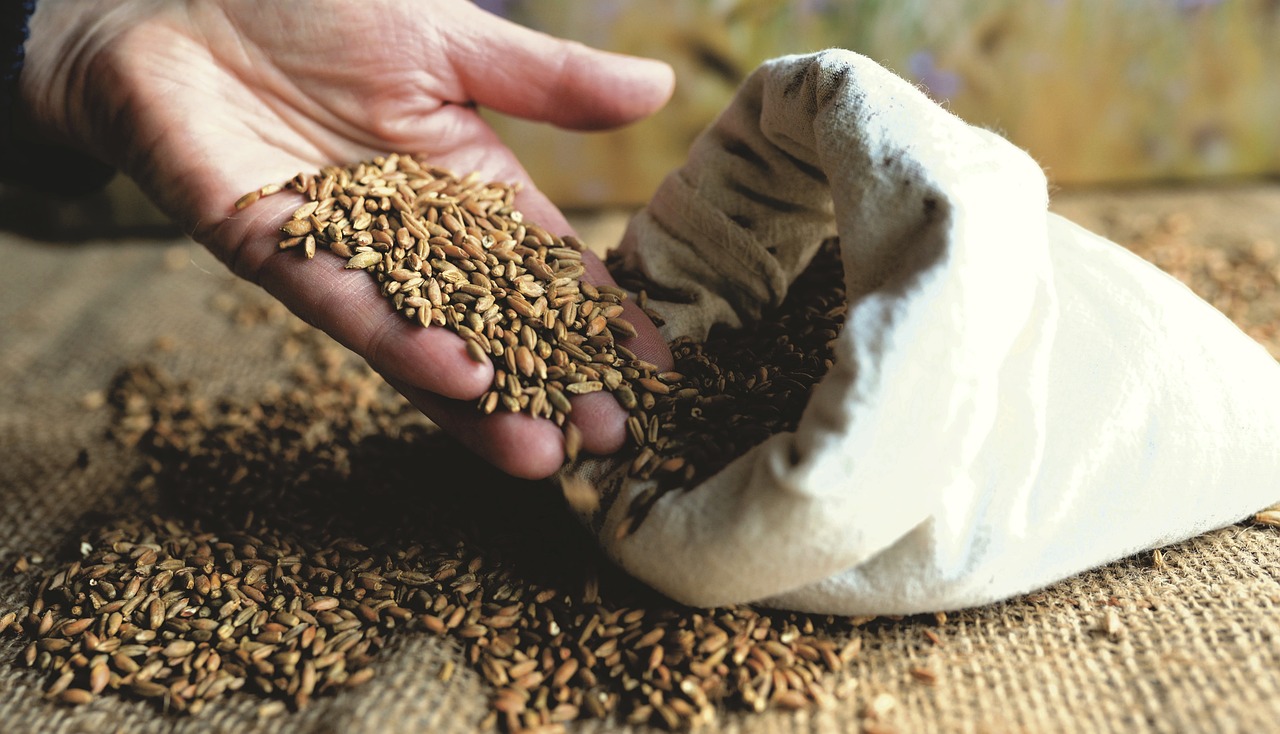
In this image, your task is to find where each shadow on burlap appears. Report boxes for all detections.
[1,191,1279,734]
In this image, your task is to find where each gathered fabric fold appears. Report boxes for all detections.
[564,49,1280,615]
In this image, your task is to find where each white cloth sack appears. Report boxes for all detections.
[564,49,1280,616]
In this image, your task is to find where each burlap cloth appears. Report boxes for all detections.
[1,184,1278,733]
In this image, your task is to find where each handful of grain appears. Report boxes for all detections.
[240,154,681,465]
[240,154,851,537]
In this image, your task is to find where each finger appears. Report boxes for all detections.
[213,191,494,400]
[385,376,566,480]
[565,391,627,456]
[451,3,675,131]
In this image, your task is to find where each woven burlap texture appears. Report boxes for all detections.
[1,209,1279,734]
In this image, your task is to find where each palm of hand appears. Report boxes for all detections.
[25,0,675,477]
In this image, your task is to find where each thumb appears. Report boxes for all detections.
[449,3,675,130]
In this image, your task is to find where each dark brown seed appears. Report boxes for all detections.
[147,598,165,630]
[606,317,638,339]
[59,617,94,637]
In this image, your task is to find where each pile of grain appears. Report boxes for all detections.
[3,238,868,730]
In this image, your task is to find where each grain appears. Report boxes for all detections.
[609,239,846,528]
[233,190,260,210]
[56,688,95,705]
[4,318,869,730]
[248,155,688,465]
[909,667,938,685]
[1104,606,1123,639]
[6,155,875,729]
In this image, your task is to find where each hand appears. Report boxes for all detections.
[21,0,675,478]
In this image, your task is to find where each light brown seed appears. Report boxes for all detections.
[637,377,669,395]
[131,680,169,698]
[306,596,340,612]
[465,338,488,364]
[234,190,261,210]
[257,700,287,719]
[559,474,597,514]
[910,667,938,685]
[56,688,95,706]
[346,252,382,270]
[774,689,809,710]
[163,640,197,658]
[88,663,111,694]
[280,219,312,237]
[514,346,535,377]
[606,317,638,339]
[563,423,583,463]
[550,658,579,688]
[292,201,320,220]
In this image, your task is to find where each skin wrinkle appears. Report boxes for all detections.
[210,193,300,277]
[94,22,205,169]
[96,32,262,231]
[530,41,582,127]
[193,17,361,165]
[238,13,457,149]
[194,5,448,168]
[363,21,468,115]
[250,242,492,400]
[23,2,127,145]
[355,295,482,400]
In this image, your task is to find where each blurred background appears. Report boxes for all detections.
[480,0,1280,207]
[3,0,1278,233]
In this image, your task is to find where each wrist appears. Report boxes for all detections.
[13,0,127,192]
[21,0,101,151]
